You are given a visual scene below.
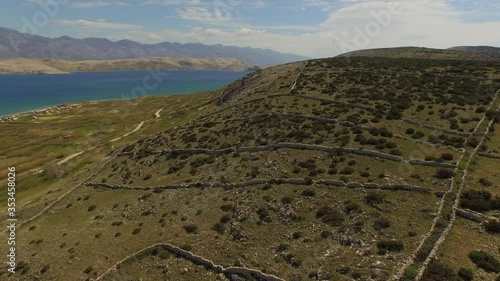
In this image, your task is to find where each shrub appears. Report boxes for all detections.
[364,192,385,207]
[40,265,50,274]
[458,267,474,281]
[405,128,415,135]
[212,222,225,234]
[484,220,500,234]
[441,153,454,161]
[421,260,458,281]
[373,218,391,230]
[220,214,231,224]
[301,189,316,197]
[377,240,404,253]
[183,224,198,234]
[87,205,96,212]
[132,228,141,235]
[292,231,302,239]
[435,169,454,179]
[479,178,493,187]
[281,196,294,204]
[220,204,234,212]
[469,250,500,273]
[460,190,492,212]
[316,206,345,226]
[402,267,418,281]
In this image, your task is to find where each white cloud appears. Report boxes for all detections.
[73,0,500,58]
[54,19,141,30]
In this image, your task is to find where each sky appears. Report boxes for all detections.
[1,0,499,58]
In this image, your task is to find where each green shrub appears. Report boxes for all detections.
[301,189,316,197]
[212,222,225,234]
[484,220,500,234]
[377,240,404,253]
[316,206,345,226]
[364,192,385,207]
[435,169,454,179]
[373,218,391,230]
[458,267,473,281]
[421,260,458,281]
[183,224,198,234]
[402,267,418,281]
[469,250,500,273]
[441,153,454,161]
[220,214,232,224]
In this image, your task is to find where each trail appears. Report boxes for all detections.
[154,108,163,118]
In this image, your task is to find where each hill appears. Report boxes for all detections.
[0,27,308,65]
[0,52,499,280]
[338,46,500,61]
[0,57,260,74]
[448,46,500,57]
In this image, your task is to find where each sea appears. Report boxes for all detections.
[0,70,249,116]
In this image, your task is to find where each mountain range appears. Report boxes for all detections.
[0,27,308,65]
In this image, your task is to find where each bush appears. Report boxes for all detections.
[212,222,225,234]
[220,214,231,224]
[458,267,474,281]
[441,153,454,161]
[460,190,492,212]
[183,224,198,234]
[364,192,385,207]
[316,206,345,226]
[405,128,415,135]
[281,196,294,204]
[87,205,96,212]
[469,250,500,273]
[377,240,404,253]
[373,218,391,230]
[402,267,418,281]
[484,220,500,234]
[435,169,455,179]
[421,260,458,281]
[132,228,141,235]
[301,189,316,197]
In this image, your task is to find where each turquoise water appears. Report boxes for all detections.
[0,70,248,116]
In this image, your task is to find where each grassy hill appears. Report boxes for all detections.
[0,57,260,74]
[338,46,500,61]
[0,53,499,280]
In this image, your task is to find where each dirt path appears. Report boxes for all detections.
[155,108,163,119]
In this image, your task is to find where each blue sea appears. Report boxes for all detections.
[0,70,249,116]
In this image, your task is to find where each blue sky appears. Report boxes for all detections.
[1,0,499,57]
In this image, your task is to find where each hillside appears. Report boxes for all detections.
[0,54,499,280]
[0,57,260,74]
[449,46,500,57]
[0,27,308,65]
[338,46,500,61]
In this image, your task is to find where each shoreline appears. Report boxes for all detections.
[0,68,254,75]
[0,90,213,120]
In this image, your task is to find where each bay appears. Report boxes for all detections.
[0,70,249,116]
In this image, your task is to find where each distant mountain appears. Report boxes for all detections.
[0,27,308,65]
[337,46,500,61]
[448,46,500,57]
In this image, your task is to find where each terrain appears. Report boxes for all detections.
[0,57,260,74]
[0,27,307,65]
[339,47,500,61]
[0,50,499,281]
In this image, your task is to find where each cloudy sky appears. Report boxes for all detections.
[1,0,499,58]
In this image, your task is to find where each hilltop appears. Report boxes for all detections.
[0,57,260,74]
[0,51,499,280]
[338,46,500,61]
[0,27,308,65]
